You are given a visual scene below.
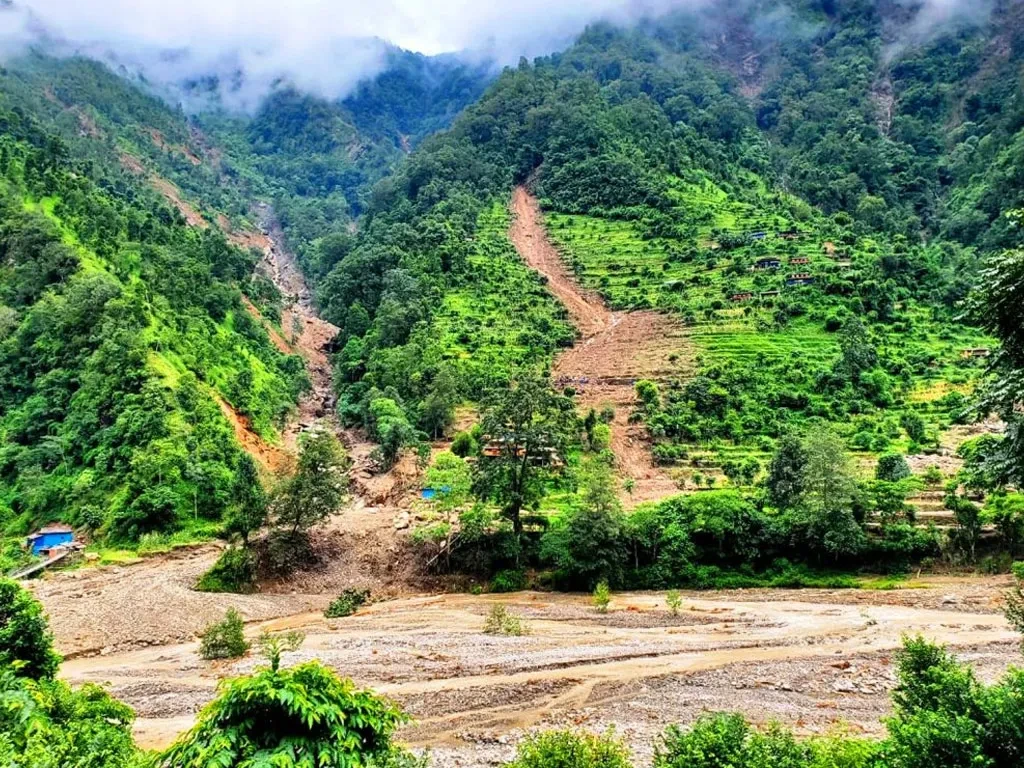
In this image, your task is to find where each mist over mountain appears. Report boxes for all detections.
[0,0,998,113]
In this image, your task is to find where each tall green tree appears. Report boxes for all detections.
[271,431,349,537]
[474,372,576,537]
[0,579,60,681]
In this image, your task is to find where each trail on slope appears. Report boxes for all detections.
[509,187,689,505]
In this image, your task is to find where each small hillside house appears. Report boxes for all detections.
[753,257,781,270]
[789,257,810,265]
[731,292,753,302]
[786,272,815,286]
[26,525,74,557]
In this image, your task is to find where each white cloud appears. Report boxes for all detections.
[0,0,998,109]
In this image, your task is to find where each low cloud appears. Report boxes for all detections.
[0,0,999,110]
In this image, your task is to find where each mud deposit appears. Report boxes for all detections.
[55,577,1017,766]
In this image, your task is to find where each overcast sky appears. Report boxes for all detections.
[1,0,994,109]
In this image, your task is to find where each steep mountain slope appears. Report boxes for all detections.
[319,4,1011,488]
[0,97,306,554]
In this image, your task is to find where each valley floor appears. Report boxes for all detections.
[35,556,1018,766]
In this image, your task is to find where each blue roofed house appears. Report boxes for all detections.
[26,524,75,557]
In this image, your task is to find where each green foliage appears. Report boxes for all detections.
[665,590,682,616]
[0,579,60,681]
[490,569,527,593]
[542,467,627,589]
[195,546,257,594]
[256,630,305,672]
[325,589,371,619]
[482,603,528,636]
[159,661,405,768]
[474,372,577,535]
[271,431,349,538]
[592,581,611,613]
[877,453,913,483]
[1005,564,1024,645]
[198,608,249,661]
[0,667,145,768]
[506,729,631,768]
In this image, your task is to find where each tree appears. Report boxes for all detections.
[368,398,420,470]
[877,452,912,482]
[541,467,627,589]
[419,366,459,439]
[159,662,405,768]
[766,434,807,510]
[225,453,268,544]
[837,317,877,381]
[801,429,864,559]
[0,579,60,680]
[271,431,349,537]
[474,372,576,537]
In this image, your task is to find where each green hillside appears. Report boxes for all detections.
[0,82,306,556]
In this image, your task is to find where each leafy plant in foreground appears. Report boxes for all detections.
[0,579,61,680]
[483,604,528,636]
[159,661,405,768]
[505,729,631,768]
[593,581,611,613]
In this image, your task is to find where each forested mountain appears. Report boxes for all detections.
[3,0,1024,554]
[0,45,490,558]
[322,0,1022,457]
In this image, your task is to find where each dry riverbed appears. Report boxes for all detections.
[41,570,1019,767]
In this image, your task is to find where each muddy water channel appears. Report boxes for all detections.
[58,579,1018,767]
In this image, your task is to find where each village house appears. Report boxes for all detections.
[753,257,781,270]
[786,272,815,286]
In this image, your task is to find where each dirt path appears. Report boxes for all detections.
[57,577,1017,765]
[509,188,689,504]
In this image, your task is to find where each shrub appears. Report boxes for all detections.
[655,713,807,768]
[491,569,527,593]
[483,604,528,636]
[198,608,249,660]
[0,578,61,680]
[257,630,305,671]
[325,588,371,618]
[593,581,611,613]
[195,546,257,593]
[666,589,682,616]
[877,453,912,482]
[159,662,405,768]
[506,729,631,768]
[451,430,478,458]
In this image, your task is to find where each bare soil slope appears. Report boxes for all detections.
[509,187,690,504]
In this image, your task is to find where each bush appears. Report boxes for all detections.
[451,431,478,458]
[0,578,61,680]
[325,588,371,618]
[483,604,528,636]
[877,453,912,482]
[655,713,807,768]
[666,589,682,615]
[198,608,249,660]
[506,729,632,768]
[593,581,611,613]
[159,662,405,767]
[491,569,527,593]
[195,546,257,594]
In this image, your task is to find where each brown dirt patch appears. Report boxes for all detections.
[509,187,691,505]
[52,579,1017,762]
